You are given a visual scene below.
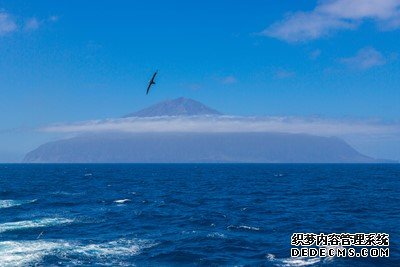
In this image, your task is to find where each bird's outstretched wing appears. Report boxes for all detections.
[146,82,152,95]
[146,71,158,95]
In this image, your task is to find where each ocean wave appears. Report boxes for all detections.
[206,232,226,239]
[114,199,131,204]
[50,191,84,196]
[0,238,156,267]
[0,218,73,233]
[0,199,37,209]
[266,253,334,267]
[0,240,60,267]
[227,225,260,231]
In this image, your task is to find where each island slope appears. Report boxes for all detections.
[24,132,379,163]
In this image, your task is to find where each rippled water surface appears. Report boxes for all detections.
[0,164,399,266]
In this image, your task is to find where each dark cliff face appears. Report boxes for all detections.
[124,97,221,117]
[24,132,377,163]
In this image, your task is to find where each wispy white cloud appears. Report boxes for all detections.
[263,12,355,42]
[0,11,17,36]
[274,69,295,79]
[40,116,400,138]
[262,0,400,42]
[0,11,58,36]
[24,17,40,31]
[187,83,202,91]
[48,15,59,22]
[340,47,387,69]
[221,75,238,85]
[310,49,321,60]
[319,0,400,21]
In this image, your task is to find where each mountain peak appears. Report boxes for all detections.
[125,97,222,117]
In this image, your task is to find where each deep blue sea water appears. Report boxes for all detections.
[0,164,399,266]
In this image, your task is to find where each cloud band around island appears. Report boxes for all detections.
[40,116,400,137]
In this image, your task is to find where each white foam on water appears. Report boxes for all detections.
[114,199,131,204]
[51,191,83,196]
[73,239,151,257]
[266,253,334,267]
[0,218,73,233]
[207,232,226,239]
[0,238,156,267]
[278,257,321,267]
[227,225,260,231]
[238,225,260,231]
[0,199,37,209]
[181,230,197,235]
[0,240,61,267]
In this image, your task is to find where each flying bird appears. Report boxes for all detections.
[146,71,158,95]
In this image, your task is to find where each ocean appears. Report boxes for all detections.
[0,164,398,266]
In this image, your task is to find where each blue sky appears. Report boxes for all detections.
[0,0,399,161]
